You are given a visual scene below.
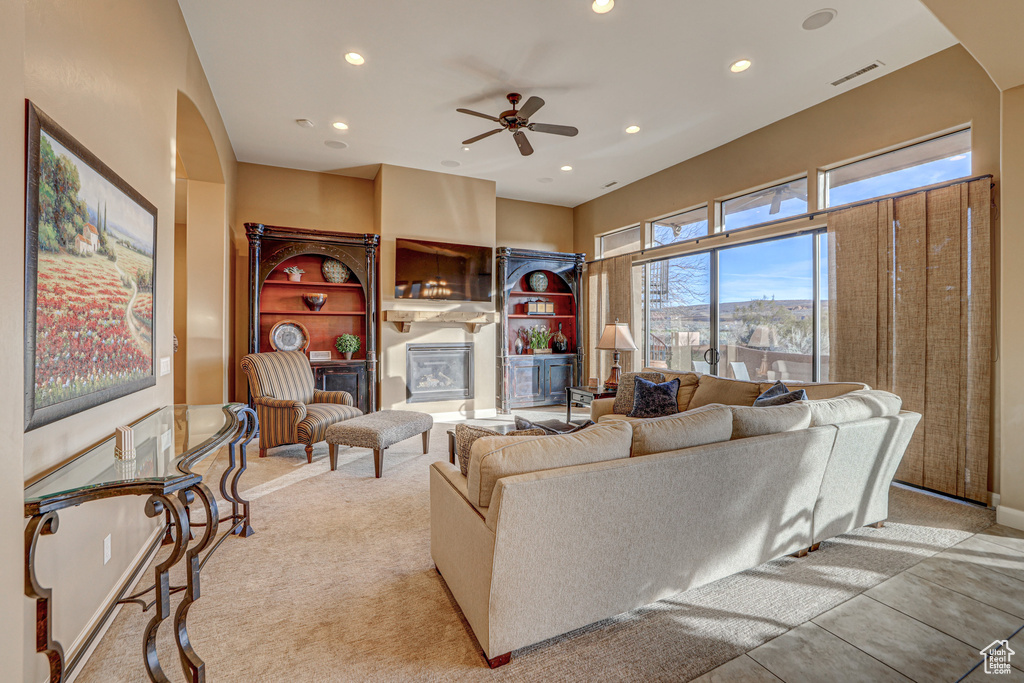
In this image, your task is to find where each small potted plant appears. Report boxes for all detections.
[284,266,304,282]
[526,325,553,355]
[335,333,360,360]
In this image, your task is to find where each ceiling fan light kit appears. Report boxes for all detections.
[592,0,614,14]
[457,92,579,156]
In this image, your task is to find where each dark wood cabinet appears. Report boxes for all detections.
[496,248,586,413]
[245,224,379,414]
[507,354,577,410]
[313,361,369,413]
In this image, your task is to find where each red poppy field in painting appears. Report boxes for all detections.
[34,242,153,409]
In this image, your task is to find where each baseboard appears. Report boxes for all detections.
[63,525,163,683]
[430,409,498,422]
[996,504,1024,531]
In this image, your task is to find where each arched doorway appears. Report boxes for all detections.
[174,92,228,404]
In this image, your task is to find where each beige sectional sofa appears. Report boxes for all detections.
[429,371,920,667]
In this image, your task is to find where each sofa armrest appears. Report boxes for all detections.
[591,397,616,422]
[313,389,354,406]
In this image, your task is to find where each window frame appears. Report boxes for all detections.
[716,176,810,234]
[597,224,643,258]
[648,204,710,249]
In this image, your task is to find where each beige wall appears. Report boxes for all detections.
[998,84,1024,518]
[1,0,26,678]
[9,0,237,679]
[174,223,188,404]
[573,46,1000,259]
[378,165,498,415]
[496,197,574,253]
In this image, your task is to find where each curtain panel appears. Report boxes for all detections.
[827,178,992,502]
[586,254,638,383]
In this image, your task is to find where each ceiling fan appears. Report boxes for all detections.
[456,93,578,156]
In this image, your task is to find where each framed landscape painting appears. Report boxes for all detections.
[24,102,157,431]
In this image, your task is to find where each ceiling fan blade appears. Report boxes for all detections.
[513,130,534,156]
[456,108,500,122]
[517,96,545,120]
[769,191,783,215]
[528,123,579,137]
[462,129,504,145]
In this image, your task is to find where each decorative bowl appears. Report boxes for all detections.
[528,271,549,292]
[302,293,327,311]
[322,258,351,284]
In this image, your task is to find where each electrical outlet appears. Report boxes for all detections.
[160,357,171,376]
[103,534,112,565]
[160,428,173,453]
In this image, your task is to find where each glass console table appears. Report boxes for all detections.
[24,403,258,683]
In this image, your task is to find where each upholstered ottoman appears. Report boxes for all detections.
[325,410,433,477]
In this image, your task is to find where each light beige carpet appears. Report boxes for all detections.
[74,421,994,682]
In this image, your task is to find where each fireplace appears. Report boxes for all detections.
[406,343,474,403]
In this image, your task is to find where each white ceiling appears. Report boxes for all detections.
[177,0,955,208]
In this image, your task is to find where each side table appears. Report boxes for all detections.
[565,385,616,423]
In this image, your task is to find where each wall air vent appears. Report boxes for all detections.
[602,181,618,189]
[831,61,884,87]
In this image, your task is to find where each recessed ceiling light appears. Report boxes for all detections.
[344,52,365,66]
[441,160,461,168]
[295,118,314,128]
[592,0,613,14]
[730,59,752,73]
[332,122,349,130]
[538,177,554,184]
[561,165,573,172]
[324,140,348,149]
[625,125,640,134]
[802,8,837,31]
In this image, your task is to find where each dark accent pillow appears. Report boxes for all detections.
[628,376,681,418]
[454,424,546,476]
[754,381,808,407]
[612,371,666,414]
[514,415,595,435]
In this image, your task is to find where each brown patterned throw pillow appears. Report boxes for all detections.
[454,424,547,476]
[612,371,666,414]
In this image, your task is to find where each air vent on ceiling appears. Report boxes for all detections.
[602,181,618,189]
[831,60,884,87]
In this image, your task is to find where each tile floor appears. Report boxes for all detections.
[694,523,1024,682]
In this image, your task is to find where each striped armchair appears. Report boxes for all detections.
[240,351,363,462]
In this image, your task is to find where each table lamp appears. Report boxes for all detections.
[748,325,774,377]
[596,319,638,389]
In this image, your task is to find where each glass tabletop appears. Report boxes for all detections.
[25,403,240,506]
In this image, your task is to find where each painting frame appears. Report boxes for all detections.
[24,101,158,431]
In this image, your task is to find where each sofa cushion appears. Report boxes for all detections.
[629,376,681,418]
[651,369,701,411]
[761,381,869,400]
[454,424,546,476]
[612,372,666,414]
[514,415,595,434]
[804,389,902,427]
[630,404,734,456]
[731,403,812,439]
[467,421,633,507]
[689,374,763,409]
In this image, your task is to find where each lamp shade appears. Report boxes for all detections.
[596,322,638,351]
[748,325,775,349]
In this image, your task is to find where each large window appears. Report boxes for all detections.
[651,207,708,247]
[721,178,808,231]
[599,225,642,257]
[824,130,971,207]
[644,231,828,382]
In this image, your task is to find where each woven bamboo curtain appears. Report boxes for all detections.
[827,178,992,502]
[586,254,637,382]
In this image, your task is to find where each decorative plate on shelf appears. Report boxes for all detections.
[528,271,549,292]
[321,258,351,284]
[269,320,310,352]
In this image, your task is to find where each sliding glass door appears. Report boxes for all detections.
[646,253,712,373]
[644,231,827,382]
